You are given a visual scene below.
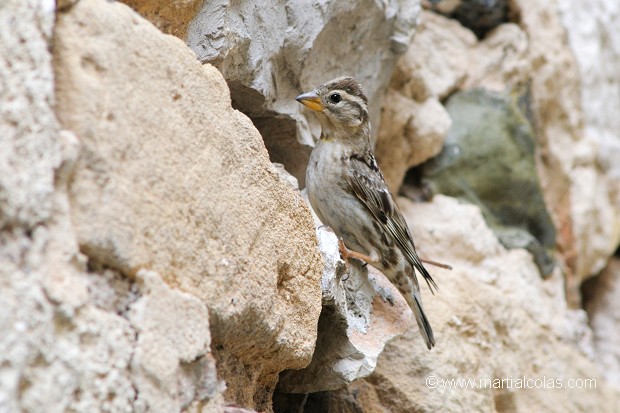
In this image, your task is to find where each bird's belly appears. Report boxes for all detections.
[306,153,381,259]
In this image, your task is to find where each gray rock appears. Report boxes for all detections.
[186,0,421,185]
[421,88,556,276]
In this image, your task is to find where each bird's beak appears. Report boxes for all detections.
[296,91,324,112]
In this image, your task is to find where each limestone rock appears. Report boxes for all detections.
[129,269,223,412]
[377,11,530,192]
[183,0,421,185]
[390,11,477,102]
[316,196,620,412]
[376,89,451,193]
[122,0,203,38]
[584,258,620,386]
[557,0,620,285]
[277,227,412,394]
[54,0,323,410]
[1,1,224,411]
[0,0,62,230]
[510,0,620,302]
[386,3,619,302]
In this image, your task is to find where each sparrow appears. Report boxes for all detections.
[297,76,439,350]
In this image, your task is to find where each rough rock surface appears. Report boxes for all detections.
[183,0,421,186]
[277,227,412,394]
[421,88,556,276]
[4,0,620,412]
[377,10,529,191]
[382,4,619,304]
[557,0,620,285]
[583,258,620,386]
[317,196,620,412]
[512,0,619,301]
[53,0,324,410]
[376,88,451,193]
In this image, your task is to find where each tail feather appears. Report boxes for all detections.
[390,268,436,349]
[412,293,435,350]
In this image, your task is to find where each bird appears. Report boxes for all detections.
[297,76,442,350]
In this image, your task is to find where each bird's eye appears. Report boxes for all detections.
[329,93,341,103]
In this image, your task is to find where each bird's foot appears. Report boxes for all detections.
[338,239,373,267]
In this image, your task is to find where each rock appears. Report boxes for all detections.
[277,226,412,394]
[583,258,620,385]
[182,0,421,185]
[390,11,477,102]
[389,3,619,302]
[511,0,620,302]
[272,162,299,192]
[420,88,556,277]
[312,196,620,412]
[0,0,62,231]
[122,0,204,38]
[53,0,323,410]
[129,269,223,412]
[376,89,451,193]
[378,11,530,192]
[1,2,225,410]
[557,0,620,284]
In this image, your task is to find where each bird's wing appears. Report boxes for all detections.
[346,153,438,293]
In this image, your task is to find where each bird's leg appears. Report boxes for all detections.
[338,239,374,267]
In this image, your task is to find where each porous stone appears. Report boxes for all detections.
[1,1,223,411]
[122,0,203,38]
[54,0,323,410]
[315,196,620,412]
[277,224,412,394]
[378,11,530,192]
[583,258,620,386]
[511,0,619,302]
[558,0,620,282]
[376,89,451,193]
[387,3,619,303]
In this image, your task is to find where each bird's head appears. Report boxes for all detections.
[296,76,370,139]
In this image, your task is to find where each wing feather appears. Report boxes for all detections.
[347,153,438,293]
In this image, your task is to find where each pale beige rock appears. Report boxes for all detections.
[122,0,203,38]
[464,23,530,91]
[2,2,223,411]
[385,4,618,302]
[391,11,475,102]
[332,196,620,412]
[507,0,592,301]
[278,227,412,394]
[584,259,620,385]
[0,0,61,230]
[378,11,530,193]
[558,0,620,282]
[130,269,223,412]
[54,0,323,410]
[376,89,451,192]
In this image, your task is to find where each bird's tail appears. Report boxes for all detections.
[411,292,435,350]
[397,274,435,350]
